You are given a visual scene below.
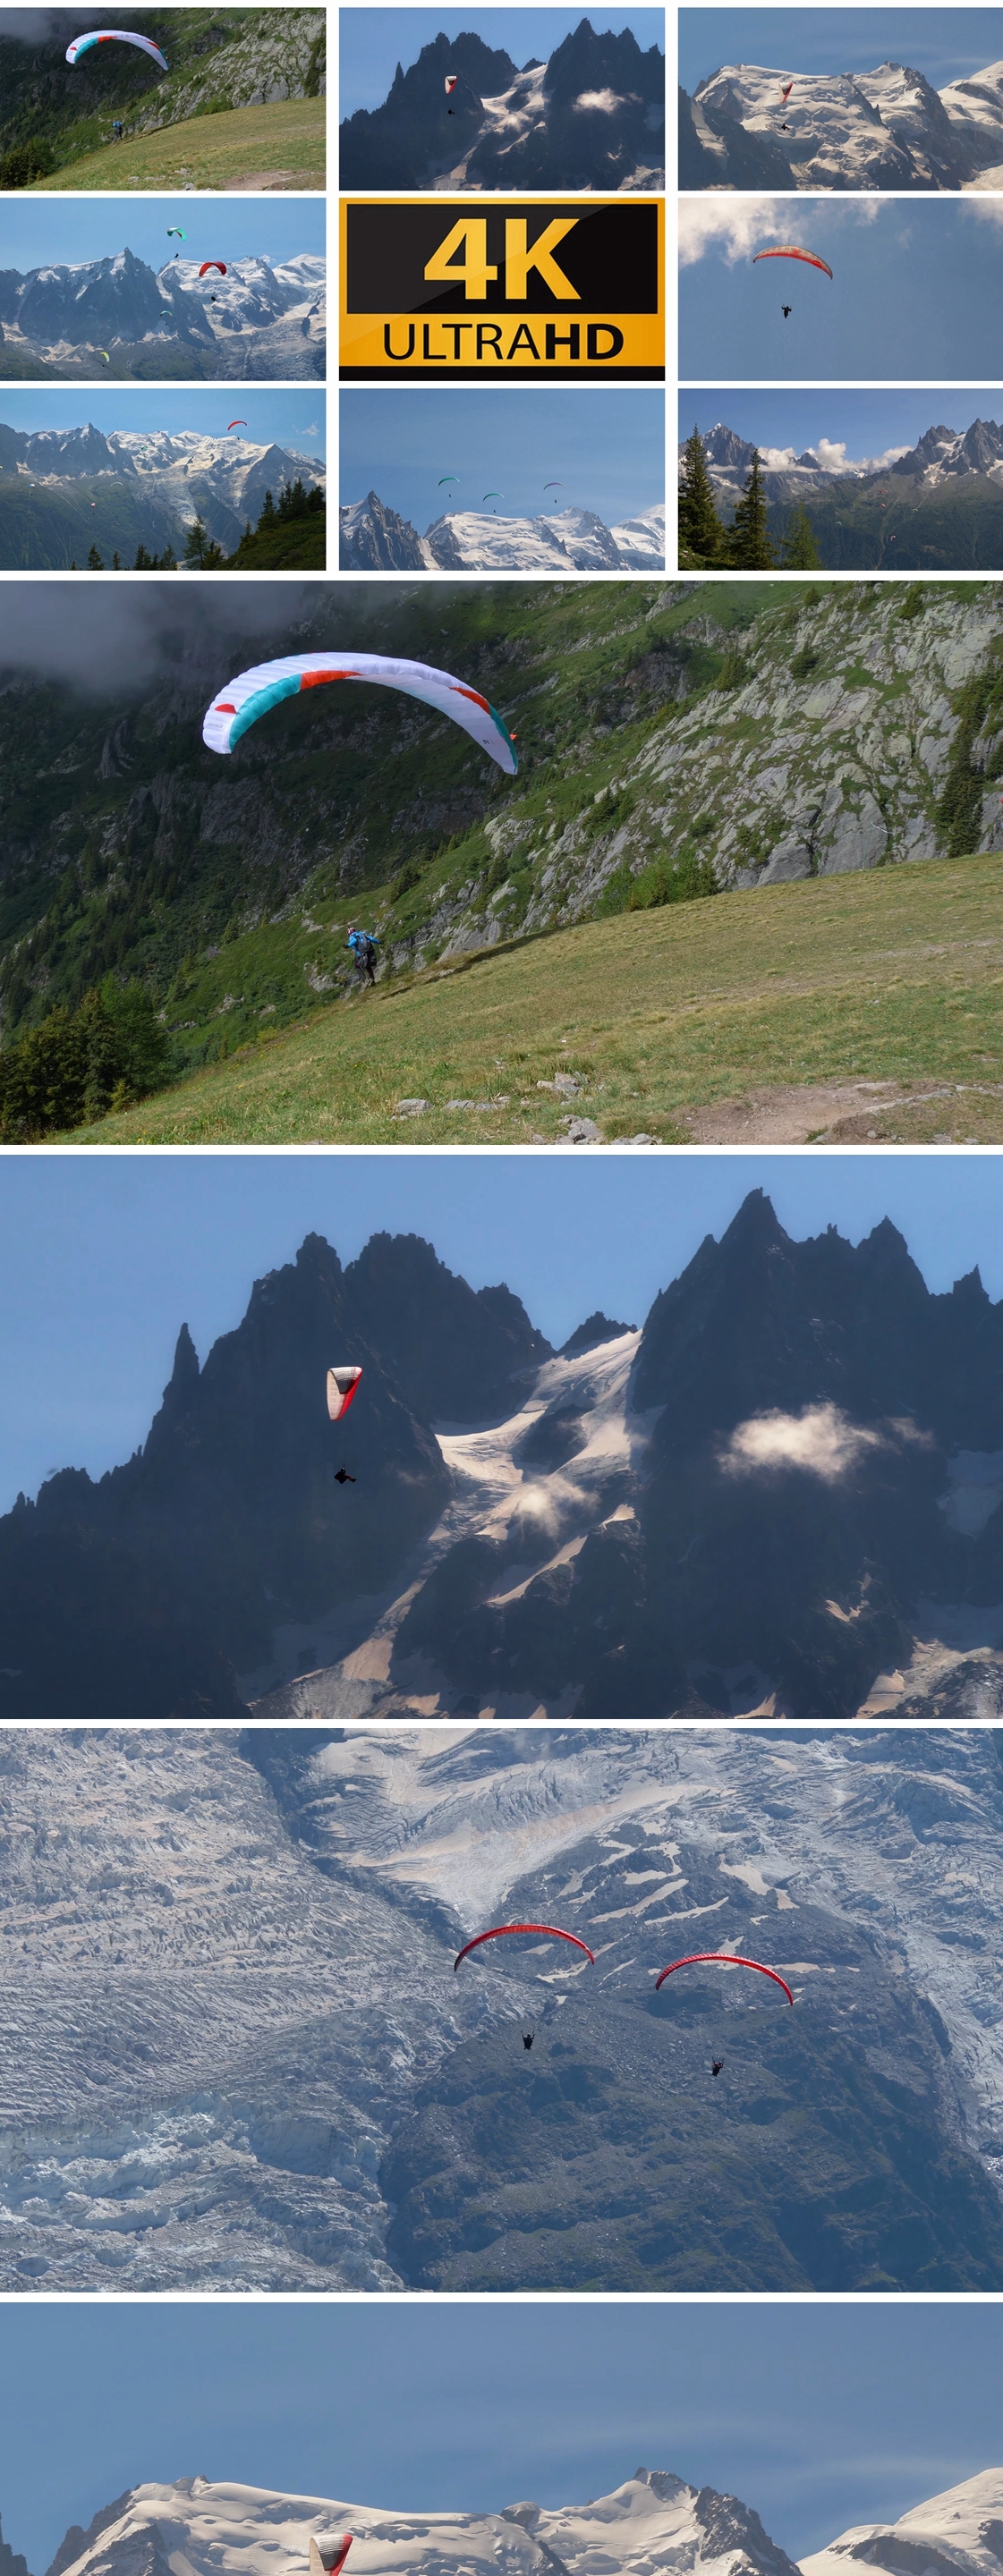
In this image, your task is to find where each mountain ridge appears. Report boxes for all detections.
[679,55,1003,187]
[340,489,665,572]
[340,21,664,191]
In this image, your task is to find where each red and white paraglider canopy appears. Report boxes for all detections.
[455,1922,596,1970]
[445,72,457,92]
[655,1953,795,2003]
[327,1366,362,1422]
[310,2541,353,2576]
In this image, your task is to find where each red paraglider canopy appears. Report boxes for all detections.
[752,245,833,279]
[655,1953,795,2003]
[200,260,227,277]
[310,2542,353,2576]
[454,1923,596,1970]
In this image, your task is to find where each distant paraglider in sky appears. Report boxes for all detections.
[445,71,457,111]
[753,243,832,278]
[199,261,226,277]
[65,28,169,70]
[225,419,247,434]
[454,1923,597,1970]
[202,653,519,775]
[655,1953,795,2003]
[778,75,794,125]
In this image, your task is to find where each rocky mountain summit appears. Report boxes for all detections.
[679,55,1003,187]
[0,421,324,558]
[21,2474,807,2576]
[340,21,664,191]
[340,492,665,572]
[0,250,325,381]
[8,1191,1003,1729]
[686,417,1003,510]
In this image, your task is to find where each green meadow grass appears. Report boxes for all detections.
[68,849,1003,1144]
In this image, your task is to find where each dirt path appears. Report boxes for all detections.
[680,1078,996,1143]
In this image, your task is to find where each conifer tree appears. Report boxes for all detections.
[678,426,726,563]
[781,504,821,569]
[727,451,776,569]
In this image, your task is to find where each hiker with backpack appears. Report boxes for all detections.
[346,926,378,987]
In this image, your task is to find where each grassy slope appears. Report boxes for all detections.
[70,848,1003,1143]
[32,96,325,190]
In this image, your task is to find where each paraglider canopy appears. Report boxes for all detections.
[752,244,833,279]
[166,226,185,239]
[199,260,226,277]
[455,1923,596,1970]
[65,28,168,68]
[202,652,518,776]
[445,73,457,92]
[310,2543,353,2576]
[543,480,565,490]
[778,79,794,99]
[327,1365,362,1423]
[99,350,110,363]
[655,1953,795,2003]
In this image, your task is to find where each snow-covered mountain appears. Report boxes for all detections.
[803,2472,1003,2576]
[36,2471,804,2576]
[0,422,325,555]
[680,56,1003,188]
[4,1725,1003,2287]
[0,250,324,381]
[683,418,1003,508]
[339,493,664,572]
[340,22,664,191]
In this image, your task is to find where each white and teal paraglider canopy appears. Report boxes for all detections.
[202,652,518,775]
[65,28,169,69]
[327,1366,362,1423]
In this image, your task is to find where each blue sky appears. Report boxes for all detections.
[679,6,1003,92]
[339,8,664,114]
[340,386,664,524]
[678,198,1003,381]
[1,388,325,456]
[0,197,325,275]
[1,1151,1002,1509]
[677,385,999,469]
[4,2302,1003,2576]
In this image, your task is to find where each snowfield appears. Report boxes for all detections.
[4,1727,1003,2288]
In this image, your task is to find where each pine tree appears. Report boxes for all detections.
[183,515,210,567]
[259,487,276,525]
[133,542,150,568]
[678,426,726,564]
[781,504,821,569]
[727,451,776,569]
[86,542,104,569]
[111,551,121,569]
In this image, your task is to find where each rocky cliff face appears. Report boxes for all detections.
[0,1231,546,1720]
[4,1728,1003,2288]
[339,22,663,191]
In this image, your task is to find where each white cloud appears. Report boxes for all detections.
[758,445,799,469]
[678,195,880,266]
[677,196,789,266]
[573,87,626,112]
[719,1402,887,1481]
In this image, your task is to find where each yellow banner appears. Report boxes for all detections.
[340,198,664,379]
